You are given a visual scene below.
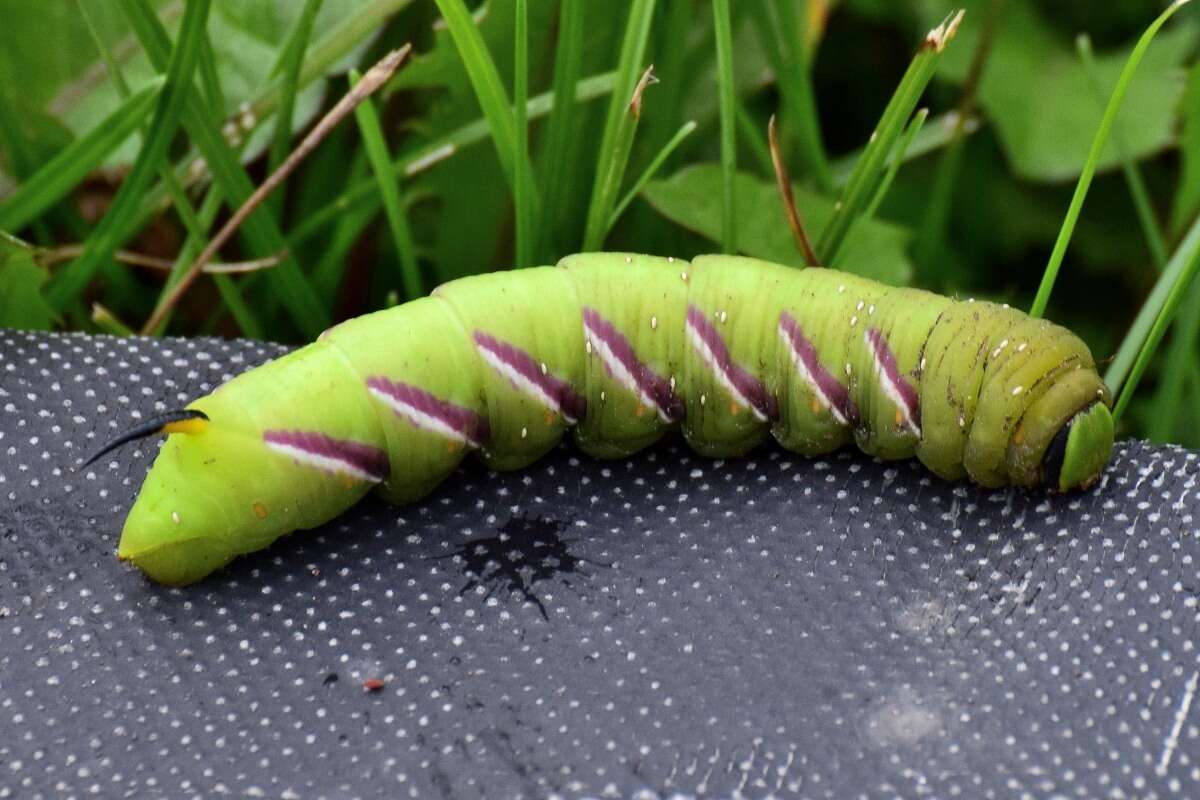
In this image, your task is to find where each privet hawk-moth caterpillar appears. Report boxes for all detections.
[94,253,1114,585]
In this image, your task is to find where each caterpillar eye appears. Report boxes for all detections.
[80,409,209,468]
[1041,402,1114,492]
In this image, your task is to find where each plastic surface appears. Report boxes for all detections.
[2,329,1199,798]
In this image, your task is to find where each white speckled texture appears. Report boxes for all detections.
[2,329,1200,799]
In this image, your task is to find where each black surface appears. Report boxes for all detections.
[3,329,1200,799]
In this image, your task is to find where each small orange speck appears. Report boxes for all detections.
[730,402,741,416]
[1013,426,1025,446]
[253,502,269,519]
[810,397,822,414]
[894,408,904,427]
[544,411,557,426]
[446,440,463,454]
[363,678,385,692]
[634,404,646,418]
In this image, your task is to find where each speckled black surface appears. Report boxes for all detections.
[3,329,1200,799]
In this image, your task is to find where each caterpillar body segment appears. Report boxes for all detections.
[114,253,1113,585]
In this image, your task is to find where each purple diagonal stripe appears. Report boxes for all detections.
[473,331,587,424]
[685,304,778,422]
[366,377,490,448]
[778,311,857,426]
[263,430,389,482]
[582,307,684,423]
[865,327,921,436]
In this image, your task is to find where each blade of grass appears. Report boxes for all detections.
[141,47,411,335]
[774,0,833,192]
[581,0,657,251]
[829,111,980,188]
[1029,0,1193,319]
[120,0,330,337]
[1146,286,1200,441]
[583,66,657,250]
[78,6,260,338]
[861,108,928,226]
[1076,33,1168,271]
[512,0,534,267]
[91,303,136,337]
[77,0,133,97]
[711,0,737,253]
[735,106,774,178]
[0,81,163,233]
[430,0,519,190]
[45,0,211,310]
[289,72,618,249]
[350,66,422,299]
[1107,211,1200,399]
[816,11,964,266]
[1111,218,1200,424]
[609,120,697,230]
[537,0,585,260]
[914,0,1001,285]
[267,0,325,222]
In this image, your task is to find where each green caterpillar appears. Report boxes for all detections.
[92,253,1114,585]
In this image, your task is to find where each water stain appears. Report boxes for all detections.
[441,514,604,620]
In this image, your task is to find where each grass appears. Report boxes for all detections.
[2,1,1199,448]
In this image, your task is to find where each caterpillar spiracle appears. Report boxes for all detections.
[92,254,1114,585]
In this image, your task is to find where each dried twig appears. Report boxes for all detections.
[140,45,412,335]
[39,244,286,274]
[768,114,821,267]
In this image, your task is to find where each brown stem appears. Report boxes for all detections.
[140,45,412,335]
[768,114,821,267]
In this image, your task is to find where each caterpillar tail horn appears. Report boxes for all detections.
[81,409,210,468]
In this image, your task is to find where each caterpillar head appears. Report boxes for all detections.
[1041,401,1114,492]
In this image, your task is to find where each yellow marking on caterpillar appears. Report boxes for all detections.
[810,397,823,414]
[253,502,269,519]
[162,416,208,435]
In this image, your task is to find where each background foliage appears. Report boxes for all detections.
[0,0,1198,445]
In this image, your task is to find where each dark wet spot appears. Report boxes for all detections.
[323,672,339,686]
[439,514,604,621]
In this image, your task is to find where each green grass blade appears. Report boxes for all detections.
[267,0,324,222]
[582,0,656,251]
[1076,33,1168,271]
[1111,217,1200,424]
[91,303,136,337]
[1146,287,1200,442]
[289,72,617,249]
[816,11,962,266]
[77,0,133,98]
[537,0,585,260]
[610,120,697,230]
[1107,211,1200,402]
[45,0,211,310]
[0,81,162,233]
[773,0,832,193]
[512,0,534,267]
[861,108,928,226]
[711,0,737,254]
[734,105,774,178]
[1029,0,1192,319]
[350,68,422,300]
[120,0,330,337]
[430,0,520,189]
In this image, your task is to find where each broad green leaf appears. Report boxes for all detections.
[643,164,914,285]
[0,0,384,170]
[0,233,56,330]
[919,0,1196,182]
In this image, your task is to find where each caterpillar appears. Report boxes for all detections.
[90,253,1114,585]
